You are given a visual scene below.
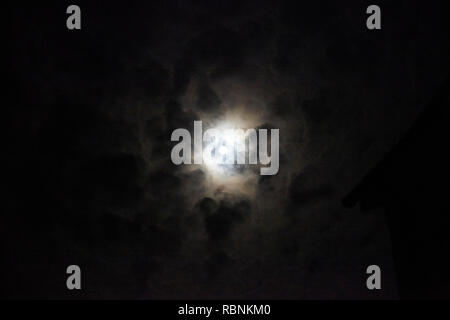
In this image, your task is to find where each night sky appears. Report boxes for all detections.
[4,1,450,299]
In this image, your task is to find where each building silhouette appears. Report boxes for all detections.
[343,76,450,299]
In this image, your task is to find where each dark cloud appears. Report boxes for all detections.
[204,199,247,246]
[197,84,222,112]
[302,90,335,125]
[164,100,198,131]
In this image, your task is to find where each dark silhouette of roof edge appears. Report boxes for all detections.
[343,74,450,211]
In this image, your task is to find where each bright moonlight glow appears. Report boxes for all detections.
[218,145,228,155]
[186,116,263,198]
[201,121,244,176]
